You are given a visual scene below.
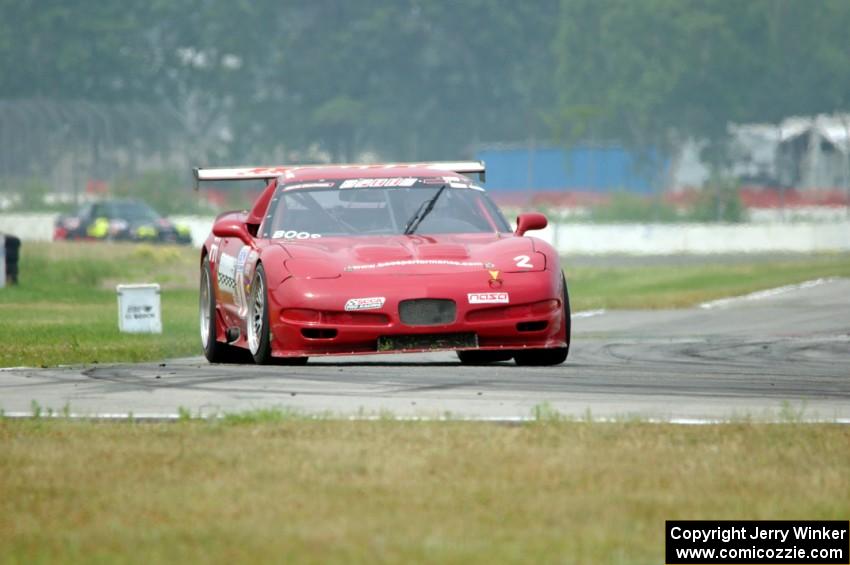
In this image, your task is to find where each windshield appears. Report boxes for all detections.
[262,178,511,238]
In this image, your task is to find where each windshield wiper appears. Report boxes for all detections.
[403,184,447,235]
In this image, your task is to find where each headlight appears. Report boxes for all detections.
[283,258,340,279]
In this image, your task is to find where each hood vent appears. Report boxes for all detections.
[416,244,469,260]
[353,244,412,263]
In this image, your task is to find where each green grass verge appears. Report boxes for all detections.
[567,252,850,310]
[0,418,846,564]
[2,242,849,366]
[0,242,199,367]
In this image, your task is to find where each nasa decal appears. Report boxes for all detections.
[467,292,509,304]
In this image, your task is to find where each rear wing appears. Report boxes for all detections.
[192,161,486,189]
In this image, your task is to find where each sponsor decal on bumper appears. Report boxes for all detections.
[467,292,509,304]
[344,296,386,311]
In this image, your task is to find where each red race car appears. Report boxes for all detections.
[195,162,570,366]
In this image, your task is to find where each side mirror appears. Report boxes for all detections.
[515,212,548,236]
[212,218,252,244]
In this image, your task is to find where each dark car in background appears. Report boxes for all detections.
[54,199,192,245]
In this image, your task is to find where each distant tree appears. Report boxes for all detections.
[0,1,161,102]
[551,0,850,172]
[23,0,850,173]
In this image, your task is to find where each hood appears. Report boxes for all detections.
[278,233,545,277]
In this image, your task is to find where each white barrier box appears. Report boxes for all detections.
[116,284,162,333]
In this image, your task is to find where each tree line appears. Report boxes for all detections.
[1,0,849,167]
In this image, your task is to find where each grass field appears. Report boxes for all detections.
[0,242,199,367]
[0,417,846,564]
[2,242,849,366]
[566,253,850,309]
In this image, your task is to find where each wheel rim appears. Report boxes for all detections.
[200,267,211,348]
[247,275,264,355]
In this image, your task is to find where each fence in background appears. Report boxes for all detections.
[0,99,193,203]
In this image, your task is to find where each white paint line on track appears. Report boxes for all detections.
[3,411,849,425]
[1,411,182,421]
[699,278,837,310]
[573,309,606,319]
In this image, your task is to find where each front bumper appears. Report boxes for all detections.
[267,271,566,357]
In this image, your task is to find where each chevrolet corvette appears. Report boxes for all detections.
[195,162,570,366]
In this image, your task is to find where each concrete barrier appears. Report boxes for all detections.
[0,213,58,242]
[538,222,850,254]
[169,215,214,247]
[1,212,848,254]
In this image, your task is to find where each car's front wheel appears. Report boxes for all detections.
[247,263,308,366]
[514,273,570,366]
[247,264,273,364]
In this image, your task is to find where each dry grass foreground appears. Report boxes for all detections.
[1,418,847,564]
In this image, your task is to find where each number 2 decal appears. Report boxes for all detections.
[513,255,533,269]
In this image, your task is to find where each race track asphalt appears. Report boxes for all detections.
[2,279,849,422]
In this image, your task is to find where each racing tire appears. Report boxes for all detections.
[514,273,571,366]
[247,264,309,366]
[456,350,513,364]
[200,257,251,364]
[247,264,273,365]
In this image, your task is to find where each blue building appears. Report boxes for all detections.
[475,146,664,194]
